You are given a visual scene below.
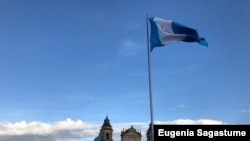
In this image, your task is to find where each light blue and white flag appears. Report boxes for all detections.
[149,17,208,51]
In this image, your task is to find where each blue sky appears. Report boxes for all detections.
[0,0,250,141]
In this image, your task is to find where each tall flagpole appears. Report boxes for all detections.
[146,14,154,141]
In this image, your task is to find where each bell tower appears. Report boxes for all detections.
[100,116,113,141]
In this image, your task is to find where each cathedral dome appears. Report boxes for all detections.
[94,136,100,141]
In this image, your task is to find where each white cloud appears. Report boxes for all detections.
[118,39,141,56]
[168,104,187,111]
[0,118,99,141]
[0,118,226,141]
[154,119,226,125]
[239,109,250,113]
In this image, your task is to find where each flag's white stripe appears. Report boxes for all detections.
[154,17,187,45]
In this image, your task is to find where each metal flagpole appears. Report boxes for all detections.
[146,14,154,141]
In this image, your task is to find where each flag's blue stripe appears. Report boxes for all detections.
[172,22,208,47]
[172,22,199,42]
[197,37,208,47]
[149,17,163,51]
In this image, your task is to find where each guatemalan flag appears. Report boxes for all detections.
[149,17,208,51]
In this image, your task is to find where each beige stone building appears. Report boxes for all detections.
[121,125,141,141]
[94,117,152,141]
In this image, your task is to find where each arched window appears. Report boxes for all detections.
[106,133,109,140]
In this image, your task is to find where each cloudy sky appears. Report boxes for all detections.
[0,0,249,141]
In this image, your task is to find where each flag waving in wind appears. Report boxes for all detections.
[149,17,208,51]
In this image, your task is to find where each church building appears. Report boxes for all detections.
[94,116,152,141]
